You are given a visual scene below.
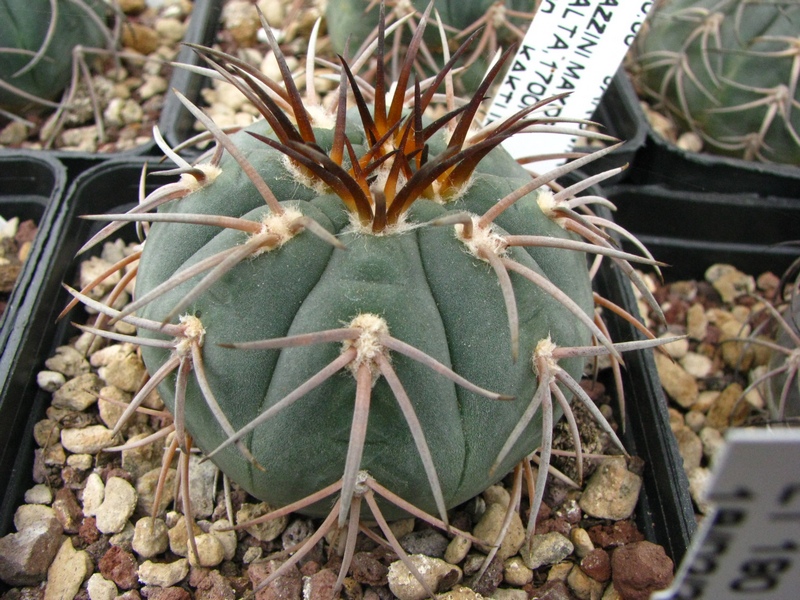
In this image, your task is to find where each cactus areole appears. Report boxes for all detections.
[82,6,648,528]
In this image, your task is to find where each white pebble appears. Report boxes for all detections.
[37,370,66,392]
[680,352,714,379]
[388,555,462,600]
[138,558,189,587]
[210,519,237,561]
[187,533,225,567]
[132,517,169,558]
[82,473,105,517]
[95,477,137,534]
[659,333,689,359]
[87,573,117,600]
[24,484,53,505]
[61,424,115,454]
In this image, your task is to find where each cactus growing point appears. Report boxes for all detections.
[69,5,670,594]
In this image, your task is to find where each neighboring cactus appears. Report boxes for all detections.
[741,257,800,420]
[70,6,668,593]
[325,0,538,90]
[0,0,110,114]
[769,293,800,419]
[632,0,800,164]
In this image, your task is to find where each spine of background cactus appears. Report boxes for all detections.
[0,0,110,111]
[325,0,538,90]
[739,262,800,420]
[633,0,800,164]
[68,4,672,594]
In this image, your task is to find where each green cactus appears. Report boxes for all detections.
[743,259,800,420]
[0,0,110,113]
[768,294,800,419]
[72,6,667,593]
[632,0,800,164]
[325,0,538,91]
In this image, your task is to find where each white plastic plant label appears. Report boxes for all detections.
[486,0,655,171]
[653,428,800,600]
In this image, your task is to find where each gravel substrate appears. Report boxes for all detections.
[0,216,38,317]
[0,0,194,153]
[0,239,677,600]
[636,263,798,520]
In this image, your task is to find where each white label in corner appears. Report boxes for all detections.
[485,0,655,171]
[653,428,800,600]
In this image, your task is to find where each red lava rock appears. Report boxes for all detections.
[611,541,674,600]
[663,299,689,327]
[587,520,644,549]
[536,502,552,522]
[351,552,388,586]
[581,548,611,582]
[84,538,110,566]
[534,517,571,537]
[149,588,191,600]
[229,574,253,598]
[195,569,235,600]
[530,580,574,600]
[61,466,87,489]
[189,566,211,587]
[299,560,321,577]
[98,545,140,590]
[0,516,63,586]
[468,554,504,597]
[14,219,38,245]
[0,588,45,600]
[304,568,338,600]
[52,488,83,534]
[101,466,133,484]
[248,559,302,600]
[558,499,582,524]
[579,379,606,402]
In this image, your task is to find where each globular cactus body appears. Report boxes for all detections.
[72,6,666,589]
[135,118,592,518]
[633,0,800,164]
[0,0,108,111]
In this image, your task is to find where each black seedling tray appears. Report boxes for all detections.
[158,0,225,157]
[594,242,696,563]
[0,160,696,572]
[621,74,800,197]
[0,152,67,350]
[605,184,800,281]
[572,67,648,184]
[0,159,176,538]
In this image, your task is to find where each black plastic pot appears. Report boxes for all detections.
[604,184,800,281]
[158,0,225,156]
[0,159,176,540]
[620,72,800,197]
[0,152,67,352]
[572,67,648,184]
[593,241,696,564]
[0,160,695,576]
